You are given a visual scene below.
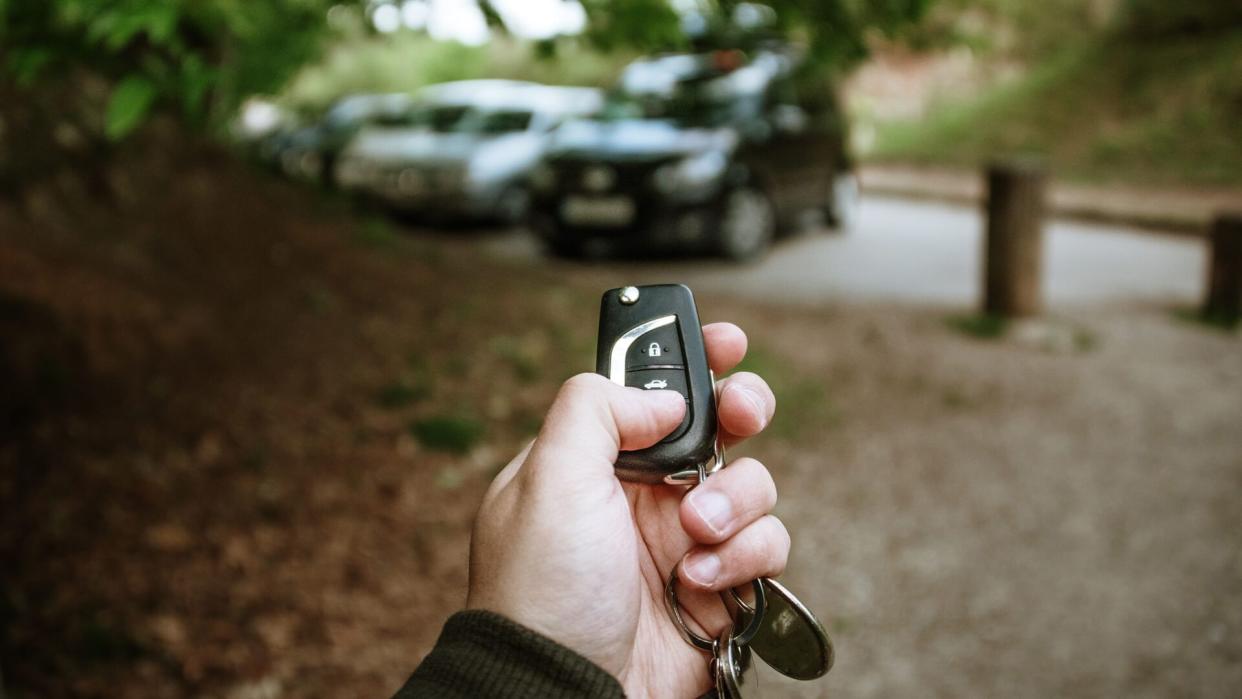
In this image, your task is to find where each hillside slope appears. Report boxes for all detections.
[867,29,1242,186]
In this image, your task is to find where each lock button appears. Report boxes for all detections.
[625,322,684,369]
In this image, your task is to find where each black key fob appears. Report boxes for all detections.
[596,284,717,483]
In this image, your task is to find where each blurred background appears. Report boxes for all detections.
[2,1,1241,697]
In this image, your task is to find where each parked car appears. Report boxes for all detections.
[232,98,295,147]
[273,93,415,186]
[529,48,858,261]
[335,80,603,223]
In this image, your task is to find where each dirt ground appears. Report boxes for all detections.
[2,140,1240,698]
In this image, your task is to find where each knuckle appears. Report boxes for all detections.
[760,470,778,508]
[763,516,792,568]
[727,458,778,511]
[557,374,615,416]
[561,372,605,394]
[726,371,765,390]
[728,519,788,580]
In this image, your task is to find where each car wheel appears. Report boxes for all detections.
[546,235,586,259]
[534,216,584,259]
[825,171,860,232]
[718,186,775,262]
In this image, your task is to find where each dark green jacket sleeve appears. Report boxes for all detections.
[393,610,626,698]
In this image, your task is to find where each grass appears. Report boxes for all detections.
[352,217,402,249]
[1072,327,1099,352]
[866,30,1242,187]
[409,414,485,454]
[490,335,542,383]
[945,313,1009,340]
[1173,307,1241,332]
[375,378,429,409]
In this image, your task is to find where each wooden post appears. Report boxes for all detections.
[1204,212,1242,324]
[983,161,1045,317]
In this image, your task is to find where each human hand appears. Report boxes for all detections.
[466,323,787,698]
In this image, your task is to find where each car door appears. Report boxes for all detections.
[760,76,832,219]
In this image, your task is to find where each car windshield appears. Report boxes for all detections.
[371,104,472,131]
[457,109,534,134]
[599,69,765,128]
[322,98,380,128]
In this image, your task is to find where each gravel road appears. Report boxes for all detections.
[476,194,1206,308]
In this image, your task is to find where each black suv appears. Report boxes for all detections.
[528,48,857,261]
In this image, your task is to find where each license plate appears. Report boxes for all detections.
[561,196,635,227]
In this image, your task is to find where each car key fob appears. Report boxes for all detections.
[596,284,717,483]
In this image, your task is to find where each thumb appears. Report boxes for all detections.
[525,373,686,482]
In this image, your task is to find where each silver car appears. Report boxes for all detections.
[336,80,603,223]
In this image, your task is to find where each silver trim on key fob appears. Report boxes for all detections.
[607,315,677,384]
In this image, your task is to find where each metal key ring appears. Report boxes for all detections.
[726,577,765,647]
[665,571,766,652]
[729,584,758,615]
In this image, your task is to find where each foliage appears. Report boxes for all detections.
[1119,0,1242,40]
[579,0,931,70]
[887,0,1106,59]
[103,74,157,140]
[2,0,932,143]
[579,0,686,53]
[0,0,357,139]
[775,0,934,68]
[281,33,633,113]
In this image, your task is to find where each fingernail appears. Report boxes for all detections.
[730,384,768,429]
[688,489,733,536]
[683,551,722,587]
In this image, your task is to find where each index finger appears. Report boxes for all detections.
[702,322,747,375]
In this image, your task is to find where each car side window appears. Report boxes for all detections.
[766,77,808,135]
[476,110,533,134]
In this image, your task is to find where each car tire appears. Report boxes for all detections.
[546,236,585,259]
[825,171,860,232]
[717,185,775,262]
[533,214,583,259]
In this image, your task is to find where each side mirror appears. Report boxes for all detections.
[770,104,808,135]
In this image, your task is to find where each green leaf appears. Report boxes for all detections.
[179,54,216,115]
[88,5,180,51]
[8,48,53,86]
[105,76,158,140]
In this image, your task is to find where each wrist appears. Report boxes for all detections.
[397,610,625,699]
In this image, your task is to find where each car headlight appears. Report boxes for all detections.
[530,163,557,192]
[653,151,728,194]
